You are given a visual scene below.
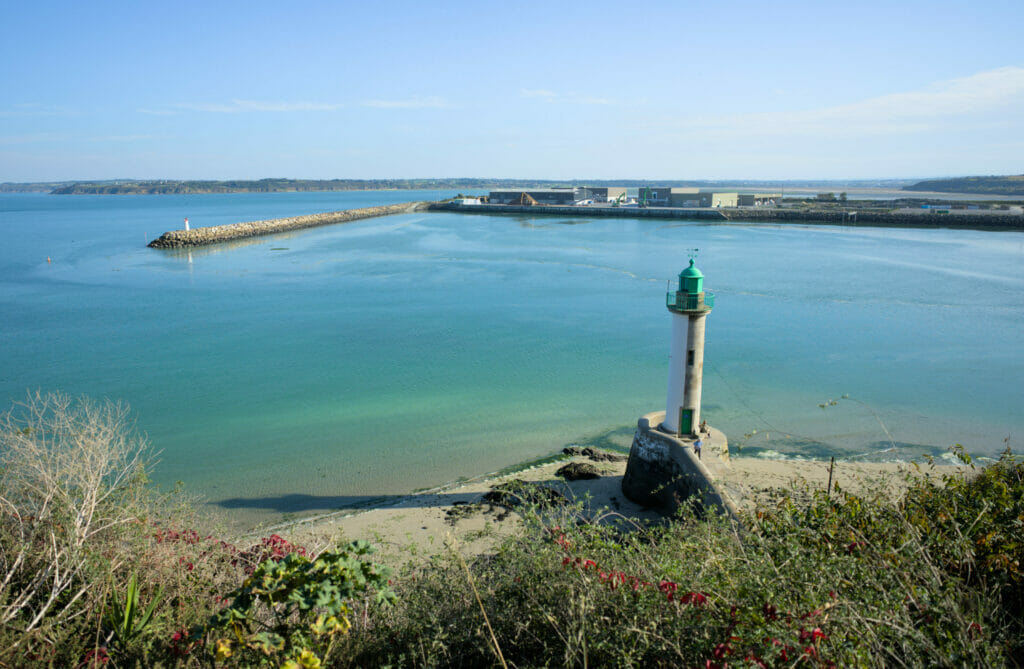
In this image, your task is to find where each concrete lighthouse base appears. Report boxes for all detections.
[621,411,739,518]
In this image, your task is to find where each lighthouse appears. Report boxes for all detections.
[662,259,714,436]
[621,258,731,515]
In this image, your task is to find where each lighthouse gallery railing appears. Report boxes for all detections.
[666,291,715,311]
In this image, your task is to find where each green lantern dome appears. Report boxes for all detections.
[678,259,704,294]
[667,259,714,313]
[679,258,703,279]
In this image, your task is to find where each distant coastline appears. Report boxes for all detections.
[903,174,1024,196]
[3,174,1023,197]
[2,177,919,195]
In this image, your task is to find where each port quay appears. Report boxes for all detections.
[147,187,1024,249]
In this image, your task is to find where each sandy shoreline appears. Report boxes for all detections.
[265,452,954,565]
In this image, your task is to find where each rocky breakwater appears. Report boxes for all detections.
[147,201,428,249]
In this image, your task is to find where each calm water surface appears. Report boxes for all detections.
[2,191,1022,529]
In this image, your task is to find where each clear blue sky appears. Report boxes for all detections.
[2,0,1022,181]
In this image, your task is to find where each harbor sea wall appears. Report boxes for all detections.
[148,201,427,248]
[719,207,1024,230]
[429,201,725,220]
[432,202,1024,230]
[621,411,739,518]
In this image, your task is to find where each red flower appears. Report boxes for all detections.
[799,627,828,643]
[77,647,110,668]
[679,591,708,607]
[168,629,194,657]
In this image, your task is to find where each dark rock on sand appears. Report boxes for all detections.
[562,446,628,462]
[556,462,601,480]
[482,480,566,509]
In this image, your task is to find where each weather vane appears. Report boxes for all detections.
[687,248,699,261]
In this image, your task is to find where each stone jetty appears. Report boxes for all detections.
[147,201,427,248]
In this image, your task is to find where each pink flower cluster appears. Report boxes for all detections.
[76,647,109,668]
[150,525,309,575]
[237,533,309,566]
[168,628,197,658]
[558,553,709,606]
[548,526,838,667]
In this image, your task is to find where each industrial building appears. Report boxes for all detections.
[575,186,628,203]
[708,192,780,207]
[488,188,577,205]
[640,187,673,206]
[486,187,781,208]
[669,188,712,208]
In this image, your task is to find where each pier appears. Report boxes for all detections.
[430,201,1024,231]
[147,201,428,248]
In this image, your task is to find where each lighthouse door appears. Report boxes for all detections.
[678,408,694,435]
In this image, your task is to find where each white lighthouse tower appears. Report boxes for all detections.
[662,258,714,436]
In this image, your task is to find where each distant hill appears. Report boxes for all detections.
[0,181,75,193]
[904,175,1024,196]
[1,177,918,195]
[49,179,480,194]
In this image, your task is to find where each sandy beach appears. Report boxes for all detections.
[272,451,952,565]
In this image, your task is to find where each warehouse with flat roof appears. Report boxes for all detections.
[488,188,577,205]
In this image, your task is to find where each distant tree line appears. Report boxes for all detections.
[904,175,1024,196]
[0,177,920,195]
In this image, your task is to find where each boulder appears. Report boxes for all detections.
[556,462,601,480]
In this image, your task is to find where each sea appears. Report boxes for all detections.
[2,190,1022,530]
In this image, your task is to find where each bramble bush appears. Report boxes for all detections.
[336,450,1023,667]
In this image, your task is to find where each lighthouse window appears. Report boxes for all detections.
[687,350,695,365]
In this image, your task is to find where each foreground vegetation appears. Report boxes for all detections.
[2,393,1021,667]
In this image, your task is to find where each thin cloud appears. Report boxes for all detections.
[0,133,158,145]
[520,89,618,105]
[520,89,557,98]
[361,96,451,109]
[0,132,64,145]
[85,134,160,142]
[231,99,345,112]
[677,66,1024,139]
[174,99,346,113]
[0,103,75,117]
[565,95,614,105]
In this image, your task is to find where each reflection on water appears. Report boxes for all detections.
[162,230,305,259]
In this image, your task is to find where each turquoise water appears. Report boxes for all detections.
[2,192,1022,529]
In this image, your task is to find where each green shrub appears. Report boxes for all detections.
[338,452,1022,667]
[193,540,394,667]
